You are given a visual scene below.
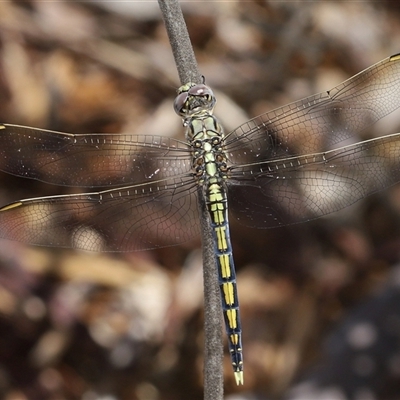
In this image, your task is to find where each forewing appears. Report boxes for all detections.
[225,54,400,163]
[0,124,191,187]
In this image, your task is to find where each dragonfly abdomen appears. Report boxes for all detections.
[206,181,244,385]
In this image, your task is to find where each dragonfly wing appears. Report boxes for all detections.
[0,124,192,187]
[0,175,200,251]
[225,54,400,162]
[228,132,400,228]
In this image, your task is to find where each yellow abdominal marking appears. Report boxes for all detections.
[211,206,224,224]
[222,282,235,305]
[215,226,227,250]
[230,333,239,345]
[226,309,237,329]
[219,254,231,278]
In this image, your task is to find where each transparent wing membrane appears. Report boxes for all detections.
[228,132,400,228]
[0,176,199,251]
[225,54,400,163]
[0,124,192,187]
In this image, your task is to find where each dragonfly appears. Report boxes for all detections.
[1,54,400,385]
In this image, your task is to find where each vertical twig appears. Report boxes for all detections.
[157,0,201,84]
[158,1,224,398]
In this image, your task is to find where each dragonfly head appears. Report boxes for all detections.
[174,83,216,118]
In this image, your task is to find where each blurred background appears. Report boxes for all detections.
[1,1,400,399]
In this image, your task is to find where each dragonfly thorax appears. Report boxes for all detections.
[185,116,228,185]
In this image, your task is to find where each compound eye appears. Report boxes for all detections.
[173,92,188,115]
[188,84,214,98]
